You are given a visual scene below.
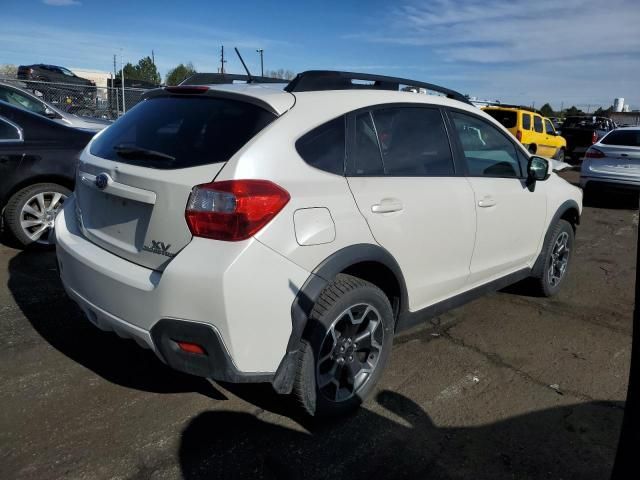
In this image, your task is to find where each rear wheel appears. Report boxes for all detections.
[530,220,574,296]
[528,144,537,154]
[554,148,565,162]
[3,183,70,248]
[294,274,394,416]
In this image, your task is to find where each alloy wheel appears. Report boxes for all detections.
[316,303,384,403]
[19,191,67,245]
[547,231,570,287]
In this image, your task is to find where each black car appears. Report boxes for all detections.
[0,101,94,247]
[562,116,616,163]
[17,64,97,116]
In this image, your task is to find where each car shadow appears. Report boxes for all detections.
[6,249,225,399]
[583,188,639,210]
[179,390,622,480]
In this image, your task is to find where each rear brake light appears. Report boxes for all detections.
[516,130,522,142]
[185,180,290,241]
[164,86,209,94]
[591,131,598,144]
[585,148,605,159]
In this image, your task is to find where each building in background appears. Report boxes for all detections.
[610,111,640,126]
[613,97,625,112]
[70,68,111,101]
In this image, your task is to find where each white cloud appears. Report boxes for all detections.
[43,0,82,6]
[345,0,640,108]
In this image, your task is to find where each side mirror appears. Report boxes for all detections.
[44,108,59,119]
[527,156,550,183]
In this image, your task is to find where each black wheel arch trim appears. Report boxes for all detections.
[532,199,580,277]
[272,243,408,393]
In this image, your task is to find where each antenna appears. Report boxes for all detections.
[234,47,253,83]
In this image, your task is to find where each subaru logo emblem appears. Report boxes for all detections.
[95,173,110,190]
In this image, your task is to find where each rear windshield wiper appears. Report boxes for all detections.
[113,144,176,162]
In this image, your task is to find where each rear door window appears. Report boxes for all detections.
[351,111,385,175]
[90,96,276,169]
[296,116,345,175]
[484,110,517,129]
[371,107,454,176]
[533,116,544,133]
[522,113,531,130]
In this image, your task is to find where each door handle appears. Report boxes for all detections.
[371,199,404,213]
[478,196,496,208]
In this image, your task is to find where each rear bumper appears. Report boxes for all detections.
[580,175,640,191]
[55,196,311,379]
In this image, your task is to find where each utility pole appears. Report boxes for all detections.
[151,50,155,66]
[256,49,264,76]
[220,45,226,74]
[120,49,126,115]
[113,54,119,115]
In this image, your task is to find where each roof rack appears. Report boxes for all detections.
[485,103,538,113]
[180,73,285,86]
[284,70,472,105]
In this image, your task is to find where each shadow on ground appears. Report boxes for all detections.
[583,188,639,210]
[7,249,224,399]
[179,390,622,480]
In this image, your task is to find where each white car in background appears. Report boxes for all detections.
[55,71,582,416]
[581,127,640,191]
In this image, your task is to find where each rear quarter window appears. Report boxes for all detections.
[296,116,346,175]
[90,96,276,169]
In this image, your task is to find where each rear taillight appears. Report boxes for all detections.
[591,131,598,144]
[585,148,605,159]
[185,180,290,241]
[516,130,522,142]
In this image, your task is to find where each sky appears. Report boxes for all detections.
[1,0,638,110]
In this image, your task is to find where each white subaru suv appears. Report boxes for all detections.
[55,71,582,416]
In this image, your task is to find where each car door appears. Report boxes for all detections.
[544,118,559,157]
[448,109,547,285]
[346,105,476,311]
[532,114,549,156]
[0,116,26,202]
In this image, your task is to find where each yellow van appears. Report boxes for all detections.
[483,106,567,161]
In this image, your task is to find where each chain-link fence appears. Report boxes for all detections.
[0,75,153,120]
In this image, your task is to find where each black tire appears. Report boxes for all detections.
[554,148,565,162]
[3,183,71,248]
[528,144,537,154]
[530,219,574,297]
[294,274,394,417]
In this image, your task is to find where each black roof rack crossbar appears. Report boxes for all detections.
[284,70,472,104]
[179,73,285,86]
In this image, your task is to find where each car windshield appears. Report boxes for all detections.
[601,130,640,147]
[90,96,277,169]
[484,110,517,128]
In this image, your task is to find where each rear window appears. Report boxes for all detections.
[484,110,517,128]
[90,96,276,169]
[601,130,640,147]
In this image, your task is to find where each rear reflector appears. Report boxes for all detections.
[176,341,207,355]
[516,130,522,142]
[585,148,605,159]
[185,180,290,241]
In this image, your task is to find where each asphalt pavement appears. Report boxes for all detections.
[0,170,636,479]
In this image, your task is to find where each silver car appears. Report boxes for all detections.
[0,82,111,132]
[580,127,640,190]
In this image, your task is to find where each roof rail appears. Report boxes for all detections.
[179,73,285,86]
[485,103,538,113]
[284,70,472,105]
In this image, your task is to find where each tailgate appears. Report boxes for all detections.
[74,93,279,271]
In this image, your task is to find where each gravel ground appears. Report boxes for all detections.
[0,170,636,479]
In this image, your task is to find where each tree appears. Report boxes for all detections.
[265,68,295,80]
[539,103,555,117]
[116,56,161,85]
[593,106,613,117]
[165,62,197,86]
[0,64,17,77]
[564,106,584,117]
